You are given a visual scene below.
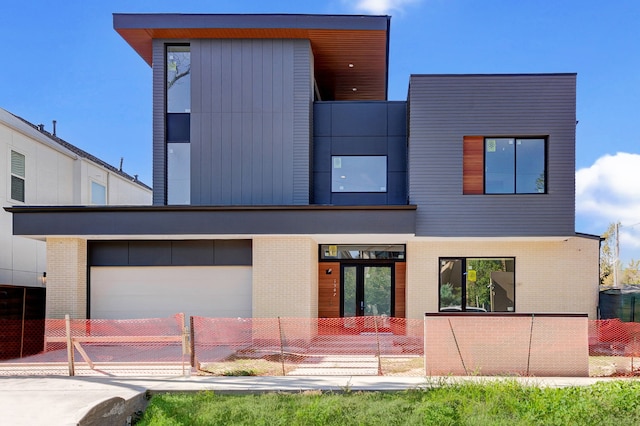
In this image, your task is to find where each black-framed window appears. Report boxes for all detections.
[331,156,387,193]
[10,150,25,202]
[166,44,191,205]
[439,257,515,312]
[320,244,405,260]
[485,138,546,194]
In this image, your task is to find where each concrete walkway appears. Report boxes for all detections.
[0,372,626,426]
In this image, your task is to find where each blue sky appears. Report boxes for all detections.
[1,0,639,263]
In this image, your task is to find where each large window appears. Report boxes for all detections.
[439,257,515,312]
[10,150,25,202]
[331,156,387,193]
[485,138,545,194]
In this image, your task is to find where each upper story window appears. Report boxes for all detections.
[331,156,387,193]
[485,138,546,194]
[166,45,191,113]
[464,136,547,195]
[10,150,25,202]
[91,181,107,205]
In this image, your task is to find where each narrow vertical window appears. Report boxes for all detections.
[10,150,25,202]
[166,45,191,204]
[166,46,191,113]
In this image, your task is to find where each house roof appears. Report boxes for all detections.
[113,13,390,101]
[0,108,151,190]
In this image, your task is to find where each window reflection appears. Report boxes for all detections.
[331,156,387,193]
[167,46,191,113]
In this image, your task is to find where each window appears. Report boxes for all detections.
[167,143,191,205]
[166,45,191,113]
[10,150,25,202]
[439,257,515,312]
[166,45,191,204]
[331,156,387,192]
[91,181,106,205]
[485,138,545,194]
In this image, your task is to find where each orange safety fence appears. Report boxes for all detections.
[4,316,640,377]
[191,316,424,376]
[589,319,640,357]
[0,314,188,376]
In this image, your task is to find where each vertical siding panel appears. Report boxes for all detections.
[210,112,222,203]
[293,40,311,205]
[220,112,232,204]
[241,113,253,204]
[185,38,310,206]
[281,45,295,203]
[231,113,243,204]
[190,41,202,204]
[152,39,166,205]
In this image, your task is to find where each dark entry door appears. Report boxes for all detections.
[342,264,393,317]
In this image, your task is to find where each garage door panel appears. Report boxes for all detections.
[90,266,252,319]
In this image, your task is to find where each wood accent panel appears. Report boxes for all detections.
[318,262,340,318]
[463,135,484,195]
[394,263,406,319]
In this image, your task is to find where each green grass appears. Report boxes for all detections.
[135,380,640,425]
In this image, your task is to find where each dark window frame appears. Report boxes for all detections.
[438,256,516,313]
[10,150,25,203]
[483,137,547,195]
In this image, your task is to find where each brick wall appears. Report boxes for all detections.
[252,236,318,318]
[46,238,87,319]
[406,237,599,319]
[424,313,589,376]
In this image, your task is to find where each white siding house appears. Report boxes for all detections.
[0,107,151,287]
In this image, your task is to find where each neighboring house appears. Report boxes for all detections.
[1,107,152,288]
[7,14,600,321]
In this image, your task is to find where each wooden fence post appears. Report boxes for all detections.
[65,314,74,376]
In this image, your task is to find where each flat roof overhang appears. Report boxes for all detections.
[113,13,390,100]
[6,205,416,239]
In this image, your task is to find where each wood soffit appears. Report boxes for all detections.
[116,26,389,101]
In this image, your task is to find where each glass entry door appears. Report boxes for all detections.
[342,265,393,317]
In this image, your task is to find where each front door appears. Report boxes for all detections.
[342,264,393,317]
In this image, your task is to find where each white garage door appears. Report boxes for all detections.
[90,266,252,320]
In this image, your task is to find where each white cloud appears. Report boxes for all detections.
[345,0,421,15]
[576,152,640,261]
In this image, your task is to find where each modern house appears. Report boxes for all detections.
[6,14,600,321]
[1,108,151,290]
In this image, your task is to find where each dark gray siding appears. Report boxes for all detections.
[408,74,576,236]
[313,101,407,205]
[89,240,252,266]
[190,39,312,205]
[152,39,166,205]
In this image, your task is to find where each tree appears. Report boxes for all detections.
[600,222,617,286]
[600,222,640,287]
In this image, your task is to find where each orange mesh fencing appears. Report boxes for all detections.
[589,319,640,357]
[0,314,188,376]
[6,314,640,377]
[191,316,424,376]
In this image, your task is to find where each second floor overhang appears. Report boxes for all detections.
[113,13,390,101]
[6,204,416,239]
